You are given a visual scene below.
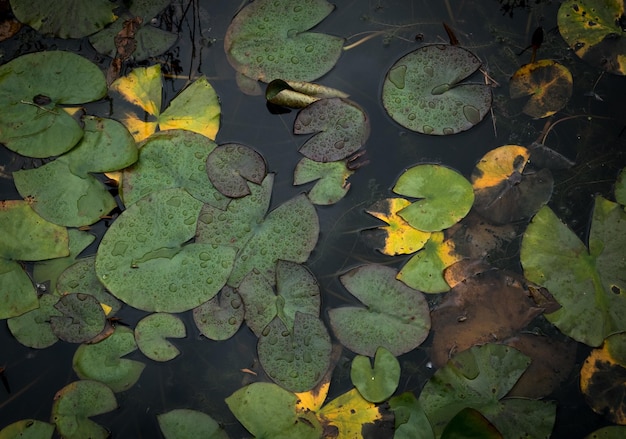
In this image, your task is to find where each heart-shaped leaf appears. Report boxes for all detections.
[351,346,401,403]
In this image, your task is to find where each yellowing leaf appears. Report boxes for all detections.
[366,198,431,256]
[296,376,330,412]
[471,145,529,190]
[111,66,221,142]
[317,388,384,438]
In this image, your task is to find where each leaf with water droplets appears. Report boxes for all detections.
[206,143,267,198]
[135,313,186,362]
[193,285,244,341]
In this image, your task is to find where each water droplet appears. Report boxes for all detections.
[290,370,298,378]
[206,277,213,285]
[424,65,434,77]
[291,56,299,64]
[305,45,314,53]
[407,113,416,121]
[443,127,455,135]
[261,326,271,336]
[388,65,406,89]
[423,125,434,134]
[199,252,211,261]
[169,284,178,292]
[111,241,128,256]
[463,105,481,125]
[334,140,345,149]
[230,298,241,309]
[267,55,275,61]
[228,317,237,325]
[167,197,181,207]
[69,280,79,289]
[136,233,147,243]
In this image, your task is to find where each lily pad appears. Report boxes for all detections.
[521,199,626,346]
[238,260,320,337]
[13,116,138,227]
[316,387,385,437]
[585,426,626,438]
[382,44,492,135]
[351,346,401,403]
[135,312,186,362]
[558,0,626,75]
[56,256,122,316]
[50,293,106,343]
[389,393,434,439]
[580,332,626,424]
[397,231,463,293]
[72,326,145,392]
[393,164,475,232]
[206,143,267,198]
[509,60,573,118]
[257,312,331,392]
[7,294,62,349]
[110,65,220,142]
[224,0,344,82]
[294,157,354,205]
[0,200,69,318]
[50,380,117,439]
[10,0,116,38]
[0,51,107,157]
[364,198,431,256]
[226,382,322,439]
[471,145,553,224]
[121,130,228,208]
[328,264,431,356]
[193,285,244,341]
[420,344,556,438]
[158,409,229,439]
[0,419,54,439]
[96,188,237,312]
[294,98,369,162]
[89,0,177,61]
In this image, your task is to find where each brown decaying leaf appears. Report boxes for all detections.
[106,17,143,86]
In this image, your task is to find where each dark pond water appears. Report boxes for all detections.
[1,0,625,437]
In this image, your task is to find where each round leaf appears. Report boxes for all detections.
[50,293,106,343]
[294,98,369,162]
[193,285,244,341]
[224,0,344,82]
[257,312,331,392]
[206,143,267,198]
[351,346,401,403]
[72,326,145,392]
[158,409,229,439]
[509,60,573,118]
[10,0,116,38]
[51,380,117,439]
[329,264,431,356]
[0,51,107,157]
[382,44,491,135]
[96,188,236,312]
[393,164,474,232]
[135,312,186,361]
[121,130,228,208]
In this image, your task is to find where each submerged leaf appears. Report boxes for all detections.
[382,44,491,135]
[224,0,344,82]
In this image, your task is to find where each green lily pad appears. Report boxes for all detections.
[351,346,401,403]
[56,256,122,316]
[89,0,177,61]
[72,326,145,392]
[157,409,229,439]
[328,264,431,356]
[0,419,55,439]
[258,312,331,392]
[193,285,244,341]
[96,188,236,312]
[13,116,138,227]
[585,426,626,439]
[33,229,96,294]
[121,130,228,208]
[441,408,503,439]
[389,393,434,439]
[521,199,626,346]
[10,0,116,38]
[616,167,626,205]
[135,312,186,362]
[224,0,344,82]
[294,98,369,162]
[382,44,492,135]
[0,51,107,157]
[50,293,106,343]
[238,260,320,337]
[393,164,475,232]
[50,380,117,439]
[420,344,556,438]
[226,382,322,439]
[294,157,354,205]
[111,65,220,142]
[206,143,267,198]
[558,0,626,75]
[0,200,69,318]
[7,294,62,348]
[397,231,462,293]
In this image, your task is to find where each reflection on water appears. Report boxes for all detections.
[1,0,625,437]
